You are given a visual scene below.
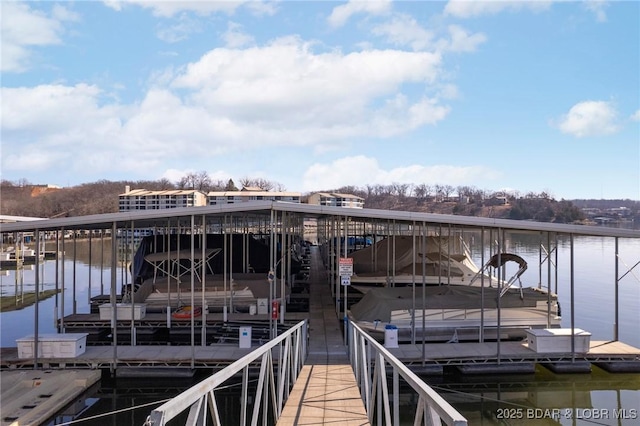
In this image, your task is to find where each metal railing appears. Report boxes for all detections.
[349,321,467,426]
[144,320,307,426]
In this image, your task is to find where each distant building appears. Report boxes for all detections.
[208,187,301,205]
[118,186,207,211]
[307,193,364,209]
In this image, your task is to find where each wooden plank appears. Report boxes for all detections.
[276,244,370,425]
[277,364,370,426]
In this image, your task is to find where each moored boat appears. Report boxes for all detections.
[172,305,202,320]
[347,236,499,287]
[348,284,561,343]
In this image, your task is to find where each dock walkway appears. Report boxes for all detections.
[276,247,370,425]
[0,369,101,426]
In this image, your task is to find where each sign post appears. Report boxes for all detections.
[339,258,353,344]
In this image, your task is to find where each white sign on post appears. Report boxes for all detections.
[339,257,353,277]
[341,276,351,286]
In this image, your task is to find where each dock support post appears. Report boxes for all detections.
[614,237,619,341]
[111,221,118,374]
[34,229,41,369]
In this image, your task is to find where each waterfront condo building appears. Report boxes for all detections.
[307,193,364,209]
[118,187,207,211]
[208,187,301,205]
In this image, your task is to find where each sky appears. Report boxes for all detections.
[1,0,639,200]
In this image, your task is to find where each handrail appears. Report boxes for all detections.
[144,319,307,426]
[348,320,467,426]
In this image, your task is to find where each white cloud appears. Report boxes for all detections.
[584,0,609,23]
[442,25,487,52]
[1,37,452,179]
[554,101,620,137]
[156,13,203,43]
[1,2,78,72]
[328,0,392,28]
[444,0,552,18]
[302,156,501,191]
[371,14,486,54]
[244,1,279,17]
[371,13,435,51]
[103,0,245,17]
[222,22,255,48]
[1,84,127,173]
[631,110,640,122]
[170,37,448,144]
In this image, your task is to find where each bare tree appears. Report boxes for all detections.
[239,177,284,191]
[441,184,455,200]
[175,171,211,191]
[193,171,212,191]
[391,182,410,198]
[176,174,192,189]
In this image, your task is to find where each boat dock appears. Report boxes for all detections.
[3,243,639,373]
[0,369,101,426]
[276,245,370,425]
[1,201,639,424]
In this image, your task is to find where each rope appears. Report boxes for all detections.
[53,398,172,426]
[52,377,261,425]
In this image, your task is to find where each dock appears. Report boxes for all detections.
[276,245,369,425]
[0,369,101,426]
[1,201,639,424]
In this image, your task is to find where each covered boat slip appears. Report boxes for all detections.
[134,272,289,312]
[348,285,560,342]
[1,201,638,364]
[348,235,487,286]
[127,230,300,311]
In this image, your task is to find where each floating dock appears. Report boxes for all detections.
[0,369,101,426]
[1,202,639,424]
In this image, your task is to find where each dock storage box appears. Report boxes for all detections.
[384,325,399,348]
[99,303,147,320]
[16,333,88,359]
[239,326,252,348]
[257,299,268,315]
[526,328,591,353]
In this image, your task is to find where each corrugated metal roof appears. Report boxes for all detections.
[119,189,206,196]
[207,191,301,197]
[0,201,638,238]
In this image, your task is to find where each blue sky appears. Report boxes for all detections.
[1,0,639,200]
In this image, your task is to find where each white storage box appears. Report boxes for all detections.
[16,333,88,359]
[384,325,399,349]
[239,326,252,348]
[99,303,147,320]
[257,298,268,315]
[526,328,591,353]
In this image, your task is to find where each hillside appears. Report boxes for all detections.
[1,180,638,225]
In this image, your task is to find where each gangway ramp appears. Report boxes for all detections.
[276,246,369,425]
[276,362,369,425]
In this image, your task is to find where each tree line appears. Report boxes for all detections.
[0,173,284,218]
[2,174,632,225]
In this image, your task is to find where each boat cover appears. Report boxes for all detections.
[349,285,553,323]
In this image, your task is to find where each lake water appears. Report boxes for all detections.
[1,233,638,425]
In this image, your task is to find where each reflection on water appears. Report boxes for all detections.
[43,374,250,426]
[417,366,640,426]
[467,233,640,348]
[1,239,128,346]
